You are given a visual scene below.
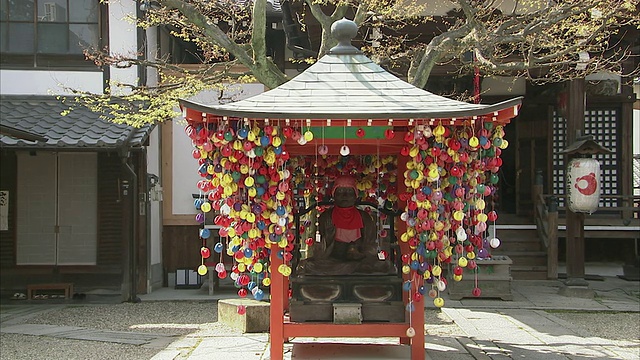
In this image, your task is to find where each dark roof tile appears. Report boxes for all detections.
[0,95,154,150]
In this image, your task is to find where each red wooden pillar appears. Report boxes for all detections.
[269,246,285,360]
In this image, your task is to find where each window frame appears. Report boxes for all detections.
[0,0,106,70]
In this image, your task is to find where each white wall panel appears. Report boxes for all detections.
[172,85,265,215]
[0,70,103,95]
[57,153,97,265]
[16,152,57,265]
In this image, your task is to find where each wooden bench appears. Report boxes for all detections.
[27,283,74,300]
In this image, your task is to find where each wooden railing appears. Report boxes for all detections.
[532,170,558,279]
[532,169,640,280]
[551,194,640,223]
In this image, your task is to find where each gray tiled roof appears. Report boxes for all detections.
[0,95,153,150]
[181,53,522,121]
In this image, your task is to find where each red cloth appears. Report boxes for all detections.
[332,206,363,229]
[332,206,363,243]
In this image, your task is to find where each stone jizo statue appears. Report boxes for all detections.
[296,175,396,276]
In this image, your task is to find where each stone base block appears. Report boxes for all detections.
[291,275,403,303]
[290,300,405,323]
[558,285,595,299]
[447,256,513,301]
[218,298,270,333]
[289,275,405,322]
[448,279,513,301]
[621,265,640,281]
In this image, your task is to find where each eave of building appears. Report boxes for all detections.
[0,95,154,151]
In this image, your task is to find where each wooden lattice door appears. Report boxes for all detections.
[552,108,620,209]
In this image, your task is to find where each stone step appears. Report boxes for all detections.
[497,251,547,266]
[510,265,549,280]
[495,229,540,241]
[494,240,543,252]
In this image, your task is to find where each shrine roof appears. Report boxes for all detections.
[180,19,522,126]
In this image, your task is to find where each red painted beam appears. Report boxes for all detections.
[282,322,412,338]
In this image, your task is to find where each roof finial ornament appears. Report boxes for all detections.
[328,18,362,55]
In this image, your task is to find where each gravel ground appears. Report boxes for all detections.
[550,311,640,341]
[0,333,159,360]
[0,301,237,360]
[23,301,221,336]
[1,302,639,360]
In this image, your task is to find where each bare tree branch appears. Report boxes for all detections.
[73,0,638,127]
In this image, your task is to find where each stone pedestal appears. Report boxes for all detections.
[448,256,513,301]
[622,264,640,281]
[558,285,595,299]
[218,298,270,333]
[289,275,405,322]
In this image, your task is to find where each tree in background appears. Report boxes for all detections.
[63,0,639,126]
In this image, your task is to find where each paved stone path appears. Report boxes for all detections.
[443,308,639,360]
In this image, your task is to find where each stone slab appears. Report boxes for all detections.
[218,298,270,333]
[0,324,83,336]
[558,285,595,299]
[187,335,267,360]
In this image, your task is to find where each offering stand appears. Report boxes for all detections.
[180,18,521,360]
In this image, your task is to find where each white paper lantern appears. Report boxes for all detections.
[566,157,600,214]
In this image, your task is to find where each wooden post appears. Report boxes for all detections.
[532,169,543,224]
[564,79,588,286]
[620,59,635,221]
[547,196,558,280]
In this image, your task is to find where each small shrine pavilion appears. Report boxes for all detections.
[180,18,521,360]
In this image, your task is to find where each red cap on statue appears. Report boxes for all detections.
[332,175,358,196]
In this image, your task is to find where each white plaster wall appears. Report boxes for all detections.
[148,127,162,264]
[173,118,203,216]
[172,84,265,215]
[108,0,139,95]
[0,70,103,95]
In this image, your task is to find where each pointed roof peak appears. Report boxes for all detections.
[328,18,362,55]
